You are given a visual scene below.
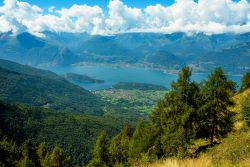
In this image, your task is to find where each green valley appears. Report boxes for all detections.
[95,82,166,114]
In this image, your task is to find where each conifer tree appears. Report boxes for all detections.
[19,139,40,167]
[37,142,49,167]
[37,143,48,160]
[49,146,72,167]
[151,67,199,157]
[198,68,236,143]
[87,131,109,167]
[158,92,192,157]
[0,132,20,166]
[128,119,156,162]
[108,125,132,165]
[128,119,145,161]
[241,69,250,91]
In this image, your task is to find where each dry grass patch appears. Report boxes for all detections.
[133,156,212,167]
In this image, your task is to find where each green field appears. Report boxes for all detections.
[95,82,167,114]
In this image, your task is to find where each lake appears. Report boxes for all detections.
[45,65,243,91]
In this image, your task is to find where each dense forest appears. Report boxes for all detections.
[1,66,250,166]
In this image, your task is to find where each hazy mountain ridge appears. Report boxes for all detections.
[1,32,250,73]
[0,32,80,66]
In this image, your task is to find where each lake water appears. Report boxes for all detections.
[45,65,243,91]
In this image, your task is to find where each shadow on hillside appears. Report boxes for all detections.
[191,142,220,158]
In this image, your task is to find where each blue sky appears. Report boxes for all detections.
[1,0,194,10]
[0,0,246,10]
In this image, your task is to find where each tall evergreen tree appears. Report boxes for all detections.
[128,119,147,161]
[241,69,250,91]
[108,125,132,165]
[49,146,72,167]
[151,67,199,157]
[37,142,49,167]
[0,133,20,166]
[171,67,199,107]
[87,131,109,167]
[198,68,236,143]
[128,119,158,162]
[37,142,48,161]
[19,139,40,167]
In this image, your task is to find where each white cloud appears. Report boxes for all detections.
[0,0,250,36]
[105,0,143,33]
[55,4,105,34]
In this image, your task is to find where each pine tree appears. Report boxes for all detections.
[151,67,199,157]
[87,131,109,167]
[37,142,49,167]
[19,139,40,167]
[128,119,145,161]
[0,133,20,166]
[159,92,192,157]
[198,68,236,143]
[49,146,72,167]
[241,69,250,91]
[108,125,132,165]
[128,119,156,162]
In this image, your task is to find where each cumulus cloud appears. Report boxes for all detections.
[105,0,143,33]
[0,0,250,36]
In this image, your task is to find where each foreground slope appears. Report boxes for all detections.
[0,59,103,115]
[137,89,250,167]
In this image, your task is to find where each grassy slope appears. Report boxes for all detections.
[138,89,250,167]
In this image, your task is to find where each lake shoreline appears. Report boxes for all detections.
[44,62,242,91]
[73,61,244,77]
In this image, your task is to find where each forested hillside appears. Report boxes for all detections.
[0,101,134,165]
[0,59,103,115]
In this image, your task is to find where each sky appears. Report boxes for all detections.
[0,0,250,36]
[0,0,182,10]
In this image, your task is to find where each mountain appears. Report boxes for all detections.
[0,59,103,115]
[0,32,80,66]
[195,42,250,73]
[44,32,250,73]
[1,32,250,74]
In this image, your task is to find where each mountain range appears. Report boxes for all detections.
[1,31,250,74]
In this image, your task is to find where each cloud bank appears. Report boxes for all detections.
[0,0,250,36]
